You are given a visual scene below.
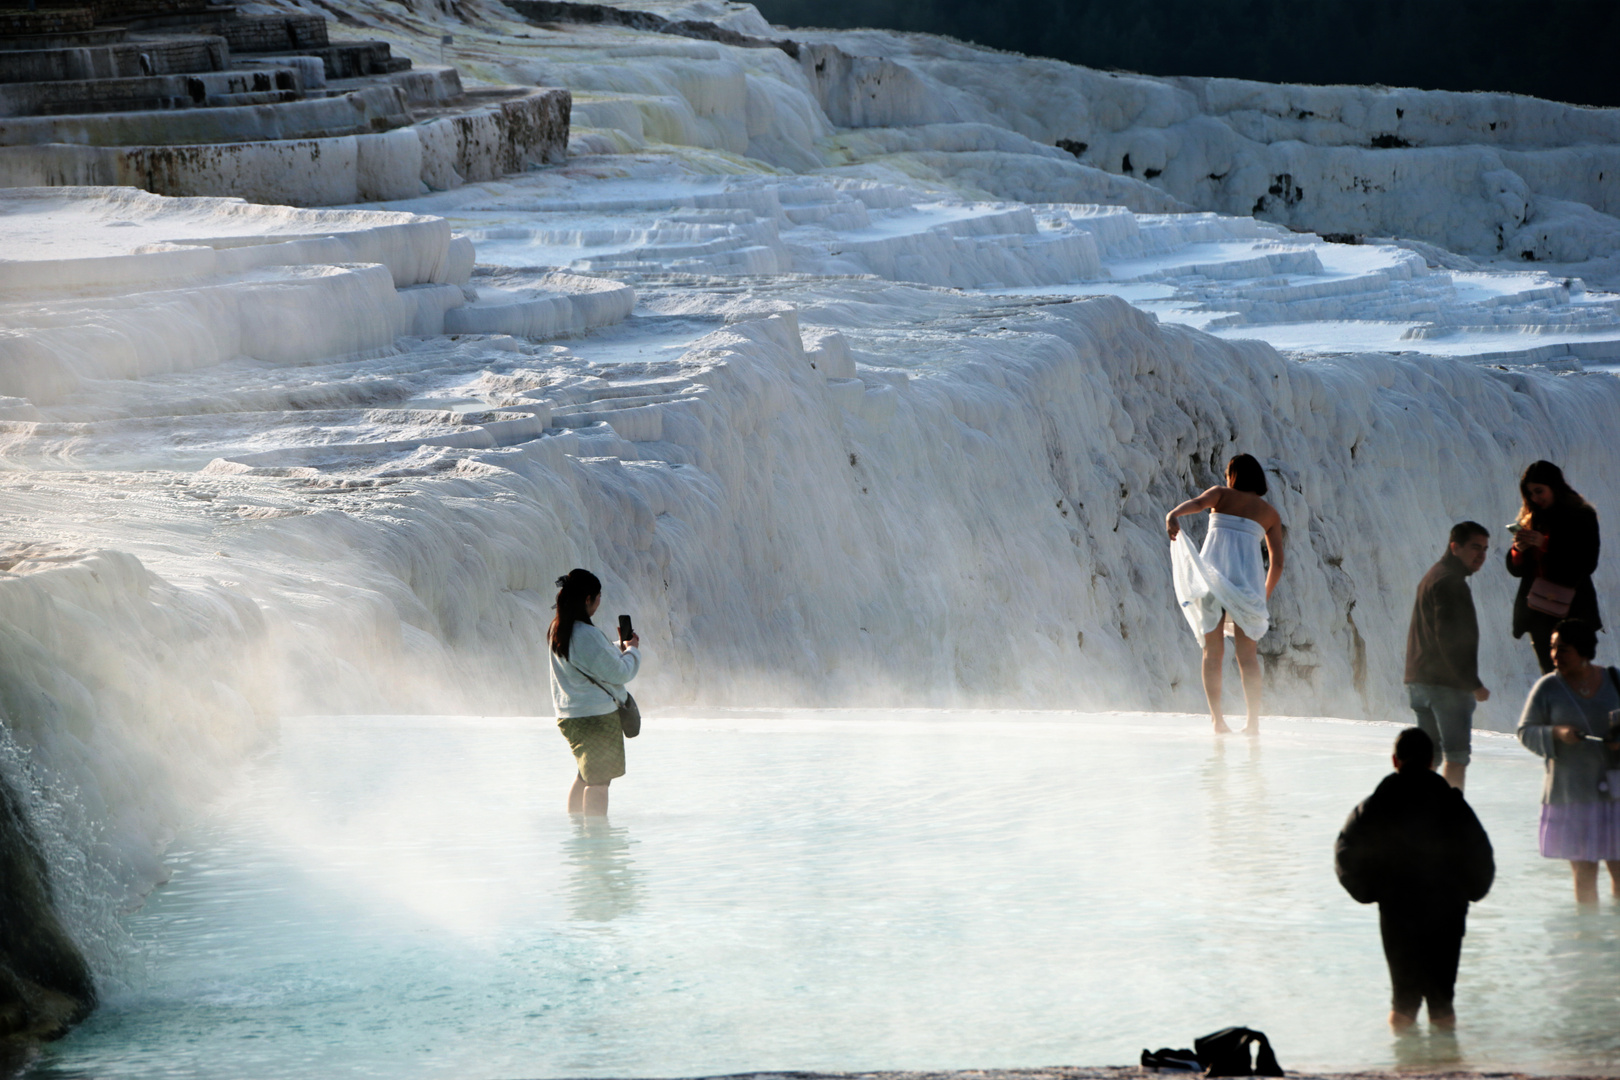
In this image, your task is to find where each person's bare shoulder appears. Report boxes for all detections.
[1216,488,1281,527]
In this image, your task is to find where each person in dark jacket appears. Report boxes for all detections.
[1335,727,1495,1031]
[1507,461,1601,674]
[1405,522,1491,790]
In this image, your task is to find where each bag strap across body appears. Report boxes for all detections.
[1554,666,1620,736]
[567,655,627,707]
[565,638,642,739]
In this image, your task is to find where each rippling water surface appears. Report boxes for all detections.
[28,711,1620,1079]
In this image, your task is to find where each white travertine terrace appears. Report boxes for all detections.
[0,186,633,402]
[0,0,574,209]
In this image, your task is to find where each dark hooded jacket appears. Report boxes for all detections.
[1334,768,1495,913]
[1506,501,1601,636]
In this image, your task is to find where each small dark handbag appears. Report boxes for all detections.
[569,660,641,738]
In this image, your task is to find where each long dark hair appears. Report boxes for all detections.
[548,568,600,658]
[1517,460,1590,527]
[1226,453,1267,496]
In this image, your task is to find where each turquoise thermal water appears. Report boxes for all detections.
[25,711,1620,1079]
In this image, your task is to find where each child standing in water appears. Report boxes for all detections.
[1165,454,1286,734]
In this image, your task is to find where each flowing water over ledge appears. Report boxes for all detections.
[24,711,1620,1080]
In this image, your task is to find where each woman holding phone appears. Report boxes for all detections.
[1516,619,1620,905]
[1506,461,1601,674]
[549,568,640,816]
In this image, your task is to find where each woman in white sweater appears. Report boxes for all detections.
[549,568,641,815]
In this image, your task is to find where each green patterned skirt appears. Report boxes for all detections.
[558,711,626,785]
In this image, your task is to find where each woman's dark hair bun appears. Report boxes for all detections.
[555,568,600,595]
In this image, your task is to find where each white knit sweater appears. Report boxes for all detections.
[548,621,641,718]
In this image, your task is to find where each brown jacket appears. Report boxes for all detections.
[1404,553,1482,690]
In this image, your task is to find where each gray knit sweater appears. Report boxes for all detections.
[1516,668,1620,806]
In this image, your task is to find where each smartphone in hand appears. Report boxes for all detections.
[1506,523,1522,534]
[618,614,634,643]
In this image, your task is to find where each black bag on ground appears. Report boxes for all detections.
[1195,1027,1284,1077]
[1141,1047,1201,1071]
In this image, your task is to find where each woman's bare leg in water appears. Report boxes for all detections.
[583,782,609,815]
[1573,860,1599,905]
[567,780,609,816]
[1202,620,1231,734]
[567,775,612,815]
[1233,625,1262,734]
[573,773,615,816]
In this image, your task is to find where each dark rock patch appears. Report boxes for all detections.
[0,768,97,1046]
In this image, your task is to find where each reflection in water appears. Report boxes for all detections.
[1545,910,1620,1065]
[1201,734,1268,866]
[564,819,641,923]
[1201,737,1234,860]
[1392,1028,1463,1071]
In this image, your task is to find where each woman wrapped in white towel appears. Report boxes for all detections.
[1165,454,1286,734]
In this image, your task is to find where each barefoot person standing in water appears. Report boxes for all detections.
[1165,454,1285,734]
[549,568,641,816]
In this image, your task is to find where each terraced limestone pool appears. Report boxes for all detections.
[25,711,1620,1080]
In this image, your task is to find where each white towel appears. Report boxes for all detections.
[1171,512,1270,640]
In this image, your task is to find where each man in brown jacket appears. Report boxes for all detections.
[1404,521,1491,790]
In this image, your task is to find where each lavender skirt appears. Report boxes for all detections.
[1540,801,1620,861]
